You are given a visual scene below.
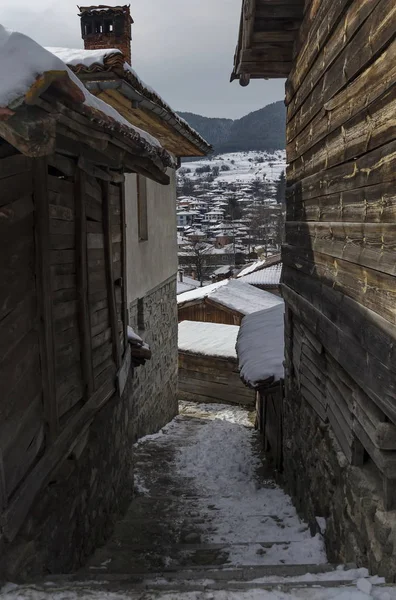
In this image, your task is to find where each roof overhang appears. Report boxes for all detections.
[231,0,304,85]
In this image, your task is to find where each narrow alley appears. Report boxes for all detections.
[2,402,393,599]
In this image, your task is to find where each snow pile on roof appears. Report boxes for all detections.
[240,263,282,287]
[177,275,202,295]
[46,46,121,67]
[177,279,283,316]
[237,303,285,388]
[177,279,230,305]
[178,321,239,358]
[237,258,267,278]
[0,26,170,158]
[213,265,233,276]
[211,280,283,315]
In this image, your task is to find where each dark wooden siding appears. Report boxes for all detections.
[0,139,129,540]
[0,149,44,505]
[284,0,396,508]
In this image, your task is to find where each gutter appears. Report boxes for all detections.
[84,79,210,156]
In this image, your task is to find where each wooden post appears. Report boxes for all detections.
[120,181,129,349]
[102,180,122,369]
[33,157,58,443]
[0,449,6,510]
[75,167,94,397]
[383,477,396,511]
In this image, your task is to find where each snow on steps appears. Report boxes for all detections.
[3,565,393,598]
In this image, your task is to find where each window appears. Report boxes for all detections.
[137,175,148,241]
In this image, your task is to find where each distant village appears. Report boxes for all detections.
[175,150,286,290]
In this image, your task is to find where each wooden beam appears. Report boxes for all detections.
[120,181,128,349]
[33,157,58,443]
[102,180,122,370]
[75,167,95,398]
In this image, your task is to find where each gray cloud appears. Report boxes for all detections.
[2,0,285,119]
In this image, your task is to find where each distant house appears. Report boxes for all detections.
[238,254,282,294]
[178,279,283,325]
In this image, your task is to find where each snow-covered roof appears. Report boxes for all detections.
[0,25,174,169]
[177,275,202,295]
[213,265,233,276]
[236,304,285,389]
[178,278,283,316]
[46,47,210,156]
[210,280,283,316]
[178,321,239,359]
[237,254,282,278]
[45,47,120,68]
[177,279,229,305]
[239,264,282,287]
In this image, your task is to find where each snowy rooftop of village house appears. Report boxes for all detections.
[178,321,239,358]
[0,25,176,168]
[178,278,283,316]
[176,275,203,295]
[237,303,285,389]
[239,263,282,287]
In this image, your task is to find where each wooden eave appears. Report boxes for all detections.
[231,0,304,85]
[75,70,211,158]
[0,92,171,185]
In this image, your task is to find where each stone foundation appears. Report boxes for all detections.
[128,275,179,440]
[282,384,396,581]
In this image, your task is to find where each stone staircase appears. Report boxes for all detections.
[2,404,391,598]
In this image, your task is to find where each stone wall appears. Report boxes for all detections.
[0,369,135,581]
[282,383,396,581]
[128,275,179,440]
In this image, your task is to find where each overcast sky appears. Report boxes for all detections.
[2,0,285,119]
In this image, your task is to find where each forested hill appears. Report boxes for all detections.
[178,101,286,155]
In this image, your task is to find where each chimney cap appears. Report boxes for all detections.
[78,5,133,23]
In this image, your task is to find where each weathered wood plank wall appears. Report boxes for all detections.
[0,135,128,540]
[179,352,255,406]
[284,0,396,508]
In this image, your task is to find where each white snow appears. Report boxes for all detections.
[211,280,283,316]
[182,150,286,185]
[0,25,165,154]
[238,258,268,278]
[177,279,283,317]
[178,321,239,358]
[46,47,121,67]
[2,402,395,599]
[177,278,230,304]
[237,304,285,387]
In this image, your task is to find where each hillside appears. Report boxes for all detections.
[178,101,286,155]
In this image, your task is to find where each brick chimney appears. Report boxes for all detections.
[79,5,133,65]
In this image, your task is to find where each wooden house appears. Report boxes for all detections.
[232,0,396,578]
[237,254,282,294]
[47,7,211,443]
[0,27,181,578]
[177,279,283,325]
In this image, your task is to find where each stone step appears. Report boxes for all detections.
[36,563,378,597]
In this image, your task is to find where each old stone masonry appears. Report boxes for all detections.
[2,402,395,599]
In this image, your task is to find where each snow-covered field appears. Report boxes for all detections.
[180,150,286,185]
